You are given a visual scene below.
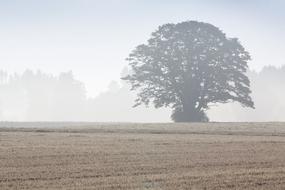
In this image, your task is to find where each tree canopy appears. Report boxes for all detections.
[122,21,254,122]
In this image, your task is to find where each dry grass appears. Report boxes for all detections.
[1,123,285,189]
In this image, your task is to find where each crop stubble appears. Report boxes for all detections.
[0,123,285,189]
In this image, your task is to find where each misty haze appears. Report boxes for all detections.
[1,66,285,122]
[1,0,285,189]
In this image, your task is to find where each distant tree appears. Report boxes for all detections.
[122,21,254,122]
[0,70,8,84]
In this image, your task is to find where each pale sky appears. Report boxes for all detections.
[0,0,284,97]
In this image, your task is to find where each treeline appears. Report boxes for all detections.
[0,69,169,122]
[0,65,285,122]
[0,70,87,121]
[208,65,285,121]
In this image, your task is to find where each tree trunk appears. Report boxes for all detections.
[171,102,209,122]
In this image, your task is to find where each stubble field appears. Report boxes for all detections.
[0,122,285,189]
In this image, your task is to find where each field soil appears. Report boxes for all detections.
[0,122,285,189]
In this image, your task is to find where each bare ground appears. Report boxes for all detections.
[0,122,285,189]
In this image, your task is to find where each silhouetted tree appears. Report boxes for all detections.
[122,21,254,122]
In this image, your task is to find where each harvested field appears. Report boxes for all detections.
[0,122,285,189]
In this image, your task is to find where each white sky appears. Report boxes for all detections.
[0,0,284,97]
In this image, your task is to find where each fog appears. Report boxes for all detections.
[0,69,170,122]
[0,1,284,122]
[1,0,285,97]
[0,66,284,122]
[208,66,285,122]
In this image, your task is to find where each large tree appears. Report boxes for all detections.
[122,21,254,122]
